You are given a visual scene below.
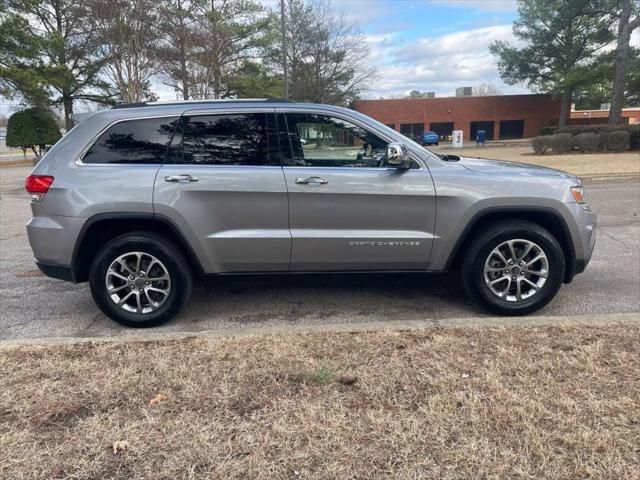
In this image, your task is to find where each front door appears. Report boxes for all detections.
[154,110,290,273]
[278,111,436,271]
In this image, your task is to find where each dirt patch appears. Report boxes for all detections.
[434,144,640,177]
[1,324,639,479]
[0,159,33,168]
[16,269,44,278]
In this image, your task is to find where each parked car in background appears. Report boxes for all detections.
[422,131,440,146]
[25,99,596,327]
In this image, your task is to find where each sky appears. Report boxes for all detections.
[328,0,526,98]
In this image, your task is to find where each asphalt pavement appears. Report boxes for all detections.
[1,165,638,340]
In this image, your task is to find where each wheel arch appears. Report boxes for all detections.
[446,207,576,283]
[72,213,204,283]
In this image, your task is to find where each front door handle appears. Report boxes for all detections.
[165,174,199,183]
[295,176,328,185]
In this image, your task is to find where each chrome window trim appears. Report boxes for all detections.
[76,108,278,168]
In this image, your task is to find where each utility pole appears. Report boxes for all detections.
[280,0,289,99]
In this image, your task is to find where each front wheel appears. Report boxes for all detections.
[462,220,565,315]
[89,232,192,327]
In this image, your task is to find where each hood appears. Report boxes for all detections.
[458,156,579,181]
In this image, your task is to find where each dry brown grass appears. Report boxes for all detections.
[435,145,640,177]
[1,324,639,479]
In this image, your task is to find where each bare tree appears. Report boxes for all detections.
[90,0,162,103]
[157,0,205,100]
[473,82,502,96]
[156,0,271,100]
[282,0,375,105]
[608,0,639,124]
[188,0,273,99]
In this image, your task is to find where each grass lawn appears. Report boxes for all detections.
[1,324,639,479]
[434,144,640,178]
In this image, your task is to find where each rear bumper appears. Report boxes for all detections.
[26,213,85,266]
[36,261,78,283]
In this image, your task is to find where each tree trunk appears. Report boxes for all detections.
[558,88,572,127]
[609,0,639,125]
[63,92,74,131]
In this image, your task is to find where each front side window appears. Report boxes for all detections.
[83,117,178,164]
[180,113,273,166]
[281,113,388,168]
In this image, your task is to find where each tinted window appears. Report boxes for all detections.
[399,123,424,143]
[470,121,495,141]
[180,113,273,166]
[499,119,524,140]
[83,117,178,164]
[282,113,388,168]
[429,122,454,139]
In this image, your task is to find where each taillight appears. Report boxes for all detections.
[25,175,54,201]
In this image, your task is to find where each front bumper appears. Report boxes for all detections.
[564,202,597,282]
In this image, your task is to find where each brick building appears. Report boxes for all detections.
[570,107,639,125]
[353,94,563,142]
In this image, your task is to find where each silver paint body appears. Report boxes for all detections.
[26,101,597,276]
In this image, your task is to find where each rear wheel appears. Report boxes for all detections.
[89,232,192,327]
[462,220,565,315]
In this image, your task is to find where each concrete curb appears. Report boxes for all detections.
[1,312,638,348]
[581,173,640,183]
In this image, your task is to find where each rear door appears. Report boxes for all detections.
[154,109,290,273]
[277,110,436,271]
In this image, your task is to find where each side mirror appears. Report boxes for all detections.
[386,142,411,169]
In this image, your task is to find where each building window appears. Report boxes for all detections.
[399,123,424,142]
[385,123,395,130]
[470,121,495,141]
[499,120,524,140]
[429,122,454,140]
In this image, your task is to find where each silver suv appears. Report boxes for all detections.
[25,100,596,327]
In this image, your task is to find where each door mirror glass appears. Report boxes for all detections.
[386,143,411,169]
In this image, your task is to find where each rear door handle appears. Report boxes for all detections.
[165,174,198,183]
[295,176,328,185]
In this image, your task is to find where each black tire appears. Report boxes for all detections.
[462,220,565,315]
[89,232,192,327]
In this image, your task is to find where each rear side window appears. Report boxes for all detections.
[179,113,275,166]
[83,117,179,164]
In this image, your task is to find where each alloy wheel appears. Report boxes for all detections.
[483,239,548,302]
[105,252,171,314]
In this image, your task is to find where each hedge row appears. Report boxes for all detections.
[539,124,640,150]
[531,130,632,154]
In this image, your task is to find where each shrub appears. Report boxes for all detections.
[601,130,630,152]
[547,133,574,154]
[554,124,639,150]
[574,132,600,153]
[539,126,556,136]
[6,108,61,159]
[531,136,550,154]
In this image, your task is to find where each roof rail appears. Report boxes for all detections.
[112,98,296,109]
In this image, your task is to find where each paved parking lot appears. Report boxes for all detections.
[1,165,639,340]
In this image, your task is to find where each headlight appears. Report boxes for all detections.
[570,186,585,203]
